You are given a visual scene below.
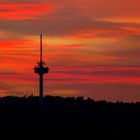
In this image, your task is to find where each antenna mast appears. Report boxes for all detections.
[40,33,42,62]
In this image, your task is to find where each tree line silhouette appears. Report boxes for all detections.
[0,95,140,123]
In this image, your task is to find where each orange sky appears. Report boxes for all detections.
[0,0,140,102]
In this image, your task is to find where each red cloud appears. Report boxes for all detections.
[66,26,140,40]
[47,66,140,85]
[0,3,56,20]
[120,26,140,35]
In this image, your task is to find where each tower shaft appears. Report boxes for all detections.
[39,73,43,104]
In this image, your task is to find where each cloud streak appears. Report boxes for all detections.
[0,3,56,20]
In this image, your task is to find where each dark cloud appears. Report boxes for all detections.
[52,67,140,77]
[106,35,140,58]
[0,0,39,4]
[0,0,138,39]
[0,18,126,38]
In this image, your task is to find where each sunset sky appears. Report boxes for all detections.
[0,0,140,102]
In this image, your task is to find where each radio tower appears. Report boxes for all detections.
[34,33,49,105]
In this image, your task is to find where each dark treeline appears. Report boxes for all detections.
[0,95,140,122]
[0,95,140,138]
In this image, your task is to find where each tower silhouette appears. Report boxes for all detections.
[34,33,49,105]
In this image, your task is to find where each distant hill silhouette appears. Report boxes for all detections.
[0,95,139,122]
[0,95,140,138]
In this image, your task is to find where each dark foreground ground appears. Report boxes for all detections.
[0,95,140,138]
[0,95,140,121]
